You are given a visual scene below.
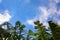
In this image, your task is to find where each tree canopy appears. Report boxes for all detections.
[0,20,60,40]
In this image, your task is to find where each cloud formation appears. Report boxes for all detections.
[27,20,34,26]
[27,0,60,28]
[0,10,12,24]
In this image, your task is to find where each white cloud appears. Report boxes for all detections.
[38,0,60,27]
[26,15,39,25]
[39,7,48,17]
[27,0,60,28]
[27,20,34,26]
[0,10,12,24]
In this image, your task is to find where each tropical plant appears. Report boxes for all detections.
[12,21,25,40]
[34,21,51,40]
[48,21,60,40]
[26,30,34,40]
[0,22,12,40]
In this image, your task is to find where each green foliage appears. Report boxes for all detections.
[0,20,60,40]
[0,21,25,40]
[34,21,51,40]
[48,21,60,40]
[28,30,34,35]
[0,28,11,40]
[15,21,21,27]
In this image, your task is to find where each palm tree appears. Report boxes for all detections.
[13,21,25,40]
[0,22,13,40]
[34,21,51,40]
[48,21,60,40]
[26,30,34,40]
[0,25,11,40]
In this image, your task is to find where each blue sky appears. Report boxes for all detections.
[0,0,60,31]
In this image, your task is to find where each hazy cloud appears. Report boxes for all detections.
[27,0,60,28]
